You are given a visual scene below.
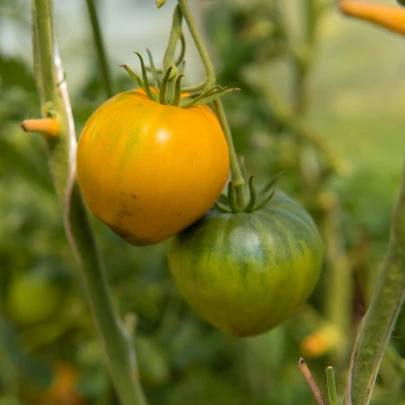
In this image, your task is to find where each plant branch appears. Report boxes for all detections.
[30,1,146,404]
[298,358,327,405]
[345,155,405,405]
[86,0,114,98]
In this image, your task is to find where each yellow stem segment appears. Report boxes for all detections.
[20,118,60,138]
[339,1,405,36]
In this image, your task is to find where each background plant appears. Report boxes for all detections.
[1,0,405,404]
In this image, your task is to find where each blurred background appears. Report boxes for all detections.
[1,0,405,404]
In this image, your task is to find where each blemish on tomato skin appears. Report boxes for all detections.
[131,194,137,199]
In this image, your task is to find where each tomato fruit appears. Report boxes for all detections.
[77,88,229,246]
[168,190,323,337]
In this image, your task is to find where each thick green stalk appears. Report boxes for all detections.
[86,0,114,98]
[177,0,245,199]
[31,1,146,404]
[345,156,405,405]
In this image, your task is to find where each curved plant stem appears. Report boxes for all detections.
[345,156,405,405]
[86,0,114,98]
[177,0,215,90]
[31,1,146,404]
[177,0,245,199]
[163,4,183,73]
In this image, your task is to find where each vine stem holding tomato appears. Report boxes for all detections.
[177,0,247,201]
[29,1,146,404]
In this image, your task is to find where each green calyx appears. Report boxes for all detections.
[120,51,239,108]
[120,4,238,108]
[215,172,285,214]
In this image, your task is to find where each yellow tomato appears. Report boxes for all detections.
[77,89,230,245]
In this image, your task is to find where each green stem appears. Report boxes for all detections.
[176,0,245,197]
[304,0,318,46]
[86,0,114,98]
[213,99,246,205]
[163,4,183,73]
[345,156,405,405]
[31,2,146,405]
[33,0,55,104]
[326,367,338,405]
[178,0,215,90]
[292,0,318,115]
[322,207,352,364]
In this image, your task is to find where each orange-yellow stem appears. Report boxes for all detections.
[339,1,405,35]
[20,118,60,138]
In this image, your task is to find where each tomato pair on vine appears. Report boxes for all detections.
[77,45,323,337]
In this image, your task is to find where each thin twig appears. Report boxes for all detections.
[298,358,327,405]
[86,0,114,98]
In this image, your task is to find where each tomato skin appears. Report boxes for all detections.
[76,89,230,245]
[168,190,323,337]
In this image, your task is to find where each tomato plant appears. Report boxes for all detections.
[77,88,230,246]
[168,189,323,337]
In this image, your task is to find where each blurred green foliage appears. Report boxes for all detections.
[1,0,405,404]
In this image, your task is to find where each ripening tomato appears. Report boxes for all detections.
[168,190,323,337]
[76,88,229,246]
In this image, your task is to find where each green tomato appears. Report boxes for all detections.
[168,190,323,337]
[6,271,63,325]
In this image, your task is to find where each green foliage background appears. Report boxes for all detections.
[1,0,405,404]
